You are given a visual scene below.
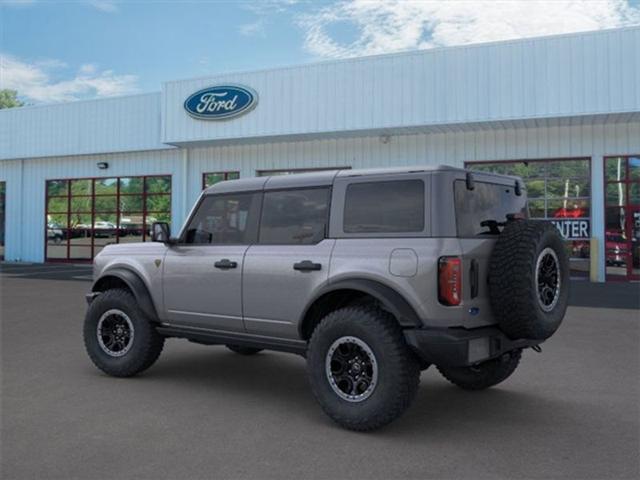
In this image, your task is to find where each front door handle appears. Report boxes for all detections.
[293,260,322,271]
[214,259,238,270]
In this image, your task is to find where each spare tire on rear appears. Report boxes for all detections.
[488,220,569,340]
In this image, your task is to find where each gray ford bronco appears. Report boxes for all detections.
[84,166,569,431]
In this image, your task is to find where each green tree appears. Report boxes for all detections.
[0,89,24,109]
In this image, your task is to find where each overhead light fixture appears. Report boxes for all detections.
[97,162,109,170]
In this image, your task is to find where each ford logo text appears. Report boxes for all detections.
[184,85,258,120]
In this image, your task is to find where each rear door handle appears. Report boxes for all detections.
[214,259,238,270]
[293,260,322,271]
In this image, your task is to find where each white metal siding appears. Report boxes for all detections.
[0,160,23,261]
[1,121,639,281]
[0,93,170,161]
[163,27,640,145]
[2,119,639,280]
[0,149,184,262]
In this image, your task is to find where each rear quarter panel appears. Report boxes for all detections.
[329,238,496,329]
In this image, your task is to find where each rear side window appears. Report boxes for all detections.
[454,180,528,236]
[343,180,424,233]
[184,193,260,244]
[259,188,330,244]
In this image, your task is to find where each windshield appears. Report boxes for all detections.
[454,180,528,236]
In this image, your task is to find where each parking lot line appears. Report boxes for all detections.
[73,275,93,280]
[0,268,91,276]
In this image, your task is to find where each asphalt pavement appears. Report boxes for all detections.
[1,267,639,479]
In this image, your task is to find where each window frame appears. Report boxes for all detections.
[465,157,593,280]
[0,181,5,260]
[256,166,351,177]
[178,190,262,246]
[329,174,431,238]
[202,171,240,190]
[465,157,592,222]
[256,186,332,246]
[44,174,172,262]
[602,155,640,281]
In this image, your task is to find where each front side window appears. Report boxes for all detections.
[454,181,528,236]
[184,193,260,245]
[259,188,330,244]
[343,180,425,233]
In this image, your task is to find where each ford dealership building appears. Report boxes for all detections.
[1,27,639,282]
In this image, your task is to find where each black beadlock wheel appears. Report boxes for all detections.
[437,349,522,390]
[83,289,165,377]
[489,220,570,340]
[307,306,420,431]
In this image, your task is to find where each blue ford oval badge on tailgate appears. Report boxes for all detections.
[184,85,258,120]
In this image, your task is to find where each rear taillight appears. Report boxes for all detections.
[438,256,462,306]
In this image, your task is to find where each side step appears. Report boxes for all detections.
[156,324,308,357]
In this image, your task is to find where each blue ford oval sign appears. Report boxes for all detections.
[184,85,258,120]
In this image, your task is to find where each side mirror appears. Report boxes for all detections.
[465,172,475,191]
[514,180,522,196]
[151,222,171,243]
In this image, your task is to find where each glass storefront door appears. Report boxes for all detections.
[46,175,171,262]
[605,156,640,281]
[631,208,640,279]
[467,158,592,278]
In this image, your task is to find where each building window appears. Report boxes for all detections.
[604,156,640,280]
[0,181,5,260]
[467,158,591,278]
[203,171,240,189]
[256,167,350,177]
[45,175,171,261]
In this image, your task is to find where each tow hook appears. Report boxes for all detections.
[531,344,542,353]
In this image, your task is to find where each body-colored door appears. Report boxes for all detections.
[162,190,262,331]
[242,241,334,339]
[242,186,333,339]
[162,245,248,331]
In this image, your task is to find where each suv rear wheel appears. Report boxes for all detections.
[307,306,420,431]
[83,289,165,377]
[437,349,522,390]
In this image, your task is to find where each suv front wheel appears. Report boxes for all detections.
[307,306,420,431]
[83,289,165,377]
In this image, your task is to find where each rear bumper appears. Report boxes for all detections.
[404,326,541,368]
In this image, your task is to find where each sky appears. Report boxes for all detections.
[1,0,640,105]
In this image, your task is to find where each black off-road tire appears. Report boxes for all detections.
[83,289,165,377]
[489,220,569,340]
[226,344,263,355]
[307,306,420,431]
[437,350,522,391]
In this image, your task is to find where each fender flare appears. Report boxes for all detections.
[299,278,422,337]
[92,267,158,321]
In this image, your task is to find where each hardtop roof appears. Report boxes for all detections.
[203,164,521,194]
